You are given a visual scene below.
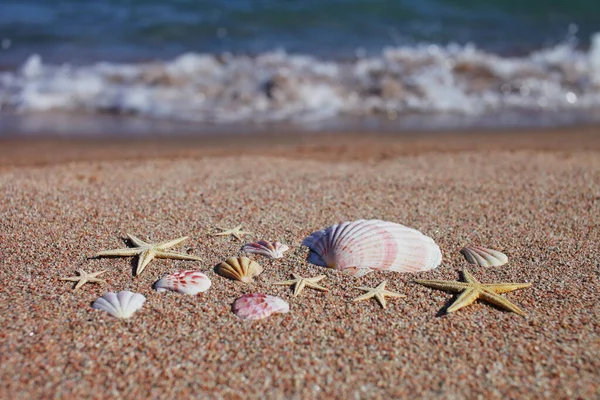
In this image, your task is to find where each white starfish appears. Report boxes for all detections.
[212,225,253,241]
[95,234,203,276]
[352,280,406,309]
[274,273,329,297]
[60,269,107,290]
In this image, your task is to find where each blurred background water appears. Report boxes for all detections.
[1,0,600,136]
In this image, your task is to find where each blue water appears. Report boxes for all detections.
[1,0,599,64]
[2,0,600,136]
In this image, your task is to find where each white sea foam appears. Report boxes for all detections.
[2,34,600,124]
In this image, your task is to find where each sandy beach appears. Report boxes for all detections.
[1,129,599,398]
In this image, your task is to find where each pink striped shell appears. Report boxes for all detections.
[242,240,289,259]
[232,293,290,320]
[154,270,211,295]
[302,219,442,277]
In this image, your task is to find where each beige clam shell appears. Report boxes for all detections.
[216,256,263,283]
[460,245,508,267]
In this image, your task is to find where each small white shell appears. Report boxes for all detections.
[460,245,508,267]
[92,291,146,319]
[232,293,290,320]
[242,240,289,259]
[154,270,211,295]
[302,219,442,277]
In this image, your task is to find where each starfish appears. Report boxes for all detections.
[212,225,252,241]
[414,269,532,316]
[60,269,107,290]
[274,273,329,297]
[94,234,203,276]
[352,280,406,309]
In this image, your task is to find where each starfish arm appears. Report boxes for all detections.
[375,293,388,309]
[480,290,527,316]
[293,280,306,297]
[352,291,376,302]
[273,279,298,285]
[156,236,189,249]
[126,233,149,247]
[232,233,242,241]
[414,280,470,293]
[96,248,142,257]
[60,277,81,282]
[73,280,88,290]
[136,249,156,276]
[306,282,329,292]
[462,269,479,284]
[447,288,480,313]
[88,270,107,278]
[484,282,532,294]
[154,250,203,261]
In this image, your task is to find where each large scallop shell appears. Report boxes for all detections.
[154,270,211,295]
[302,219,442,277]
[242,240,289,259]
[92,291,146,319]
[460,245,508,267]
[232,293,290,320]
[215,256,263,283]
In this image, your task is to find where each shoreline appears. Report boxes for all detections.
[2,125,600,168]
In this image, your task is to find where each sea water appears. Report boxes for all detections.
[1,0,600,136]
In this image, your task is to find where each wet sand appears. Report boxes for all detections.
[0,129,599,398]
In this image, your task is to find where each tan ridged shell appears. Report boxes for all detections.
[460,245,508,267]
[215,256,263,283]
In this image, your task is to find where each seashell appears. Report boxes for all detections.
[302,219,442,277]
[92,291,146,319]
[215,256,263,283]
[242,240,290,259]
[154,270,211,295]
[232,293,290,320]
[460,245,508,267]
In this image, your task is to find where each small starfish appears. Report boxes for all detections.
[274,273,329,297]
[352,280,406,309]
[95,234,203,276]
[415,269,532,316]
[60,269,107,290]
[212,225,252,241]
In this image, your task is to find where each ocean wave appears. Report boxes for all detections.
[2,34,600,124]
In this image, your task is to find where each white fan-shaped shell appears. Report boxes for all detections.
[232,293,290,320]
[460,245,508,267]
[302,219,442,277]
[92,291,146,319]
[154,270,211,295]
[242,241,289,259]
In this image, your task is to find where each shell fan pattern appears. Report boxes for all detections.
[215,256,263,283]
[242,240,290,259]
[154,270,211,295]
[92,291,146,319]
[460,245,508,267]
[302,219,442,277]
[232,293,290,320]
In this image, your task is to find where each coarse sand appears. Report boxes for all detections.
[0,133,599,399]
